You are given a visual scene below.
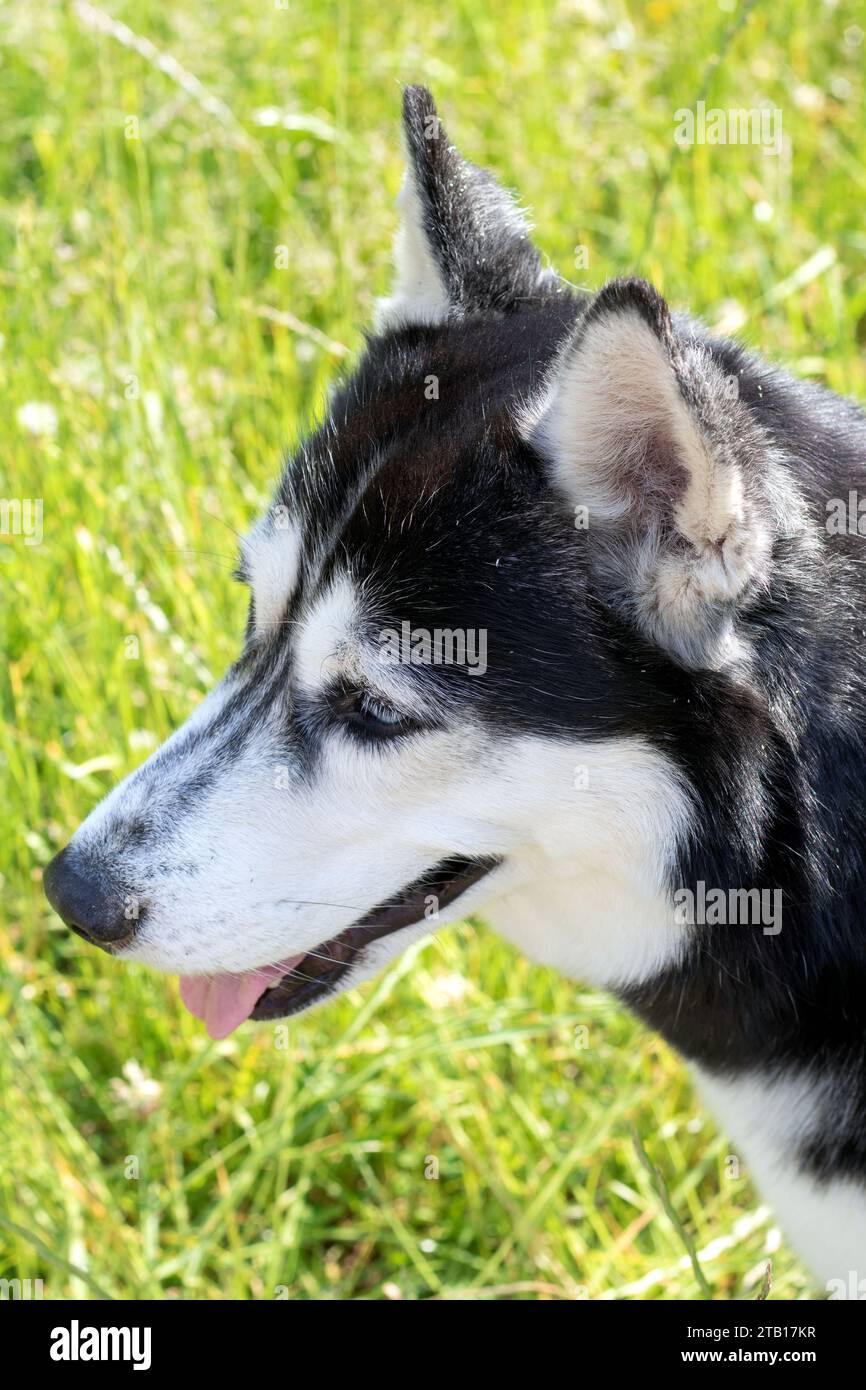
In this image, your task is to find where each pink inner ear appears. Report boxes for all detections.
[528,284,776,670]
[528,295,697,529]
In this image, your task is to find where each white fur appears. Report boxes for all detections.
[481,740,692,989]
[191,733,670,975]
[242,513,301,636]
[73,717,690,989]
[294,575,359,690]
[373,172,450,332]
[68,552,692,990]
[695,1068,866,1288]
[293,575,446,716]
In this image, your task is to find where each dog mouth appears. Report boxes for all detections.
[178,855,501,1039]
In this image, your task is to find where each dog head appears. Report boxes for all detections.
[44,87,790,1036]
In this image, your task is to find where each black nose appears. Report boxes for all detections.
[43,847,139,950]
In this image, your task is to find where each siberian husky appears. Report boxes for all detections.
[45,86,866,1290]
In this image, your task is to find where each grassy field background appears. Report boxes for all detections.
[2,0,865,1300]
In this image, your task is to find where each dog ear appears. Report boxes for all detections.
[527,278,790,670]
[374,85,552,331]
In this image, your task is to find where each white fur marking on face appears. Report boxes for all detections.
[694,1067,866,1286]
[243,514,302,637]
[294,576,360,691]
[71,671,694,991]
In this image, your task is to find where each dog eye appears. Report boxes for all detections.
[332,688,419,740]
[358,693,404,726]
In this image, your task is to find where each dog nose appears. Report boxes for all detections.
[43,847,138,949]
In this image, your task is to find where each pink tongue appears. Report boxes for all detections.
[179,958,303,1039]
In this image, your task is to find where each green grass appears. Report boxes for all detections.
[2,0,864,1300]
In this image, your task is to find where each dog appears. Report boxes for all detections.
[44,86,866,1290]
